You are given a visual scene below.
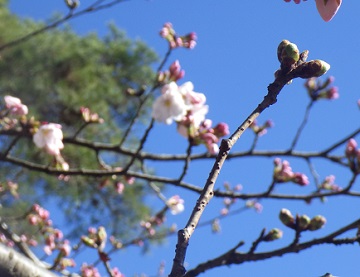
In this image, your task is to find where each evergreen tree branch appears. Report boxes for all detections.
[0,0,128,52]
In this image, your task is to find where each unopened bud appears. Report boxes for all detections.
[296,60,330,79]
[81,236,96,248]
[263,228,283,242]
[279,208,295,229]
[308,215,326,231]
[65,0,79,9]
[277,40,291,63]
[297,214,311,231]
[97,226,107,243]
[281,43,300,66]
[125,86,146,97]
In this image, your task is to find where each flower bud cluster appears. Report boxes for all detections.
[81,226,107,252]
[157,60,185,84]
[277,40,300,71]
[27,204,74,268]
[319,175,342,192]
[276,40,330,79]
[0,232,37,248]
[3,95,28,116]
[139,196,183,237]
[250,119,274,136]
[80,107,104,123]
[188,120,230,154]
[279,208,326,231]
[1,95,31,131]
[0,180,19,199]
[141,211,167,236]
[345,138,360,173]
[273,158,309,186]
[81,261,124,277]
[99,172,136,195]
[160,22,197,49]
[304,76,339,100]
[81,263,101,277]
[220,182,242,215]
[245,199,263,213]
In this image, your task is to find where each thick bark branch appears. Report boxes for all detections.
[0,244,59,277]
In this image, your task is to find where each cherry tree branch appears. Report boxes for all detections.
[168,57,298,277]
[183,218,360,277]
[168,45,343,276]
[289,100,314,150]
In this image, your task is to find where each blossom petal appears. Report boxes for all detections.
[315,0,342,22]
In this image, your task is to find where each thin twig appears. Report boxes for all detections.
[289,100,314,150]
[118,47,172,148]
[177,142,192,184]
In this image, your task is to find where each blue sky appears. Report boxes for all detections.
[8,1,360,276]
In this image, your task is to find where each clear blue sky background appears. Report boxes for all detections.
[8,1,360,277]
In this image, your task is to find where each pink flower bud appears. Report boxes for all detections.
[32,203,40,212]
[115,182,125,194]
[292,172,309,186]
[4,95,28,116]
[220,208,229,215]
[38,208,50,220]
[43,245,53,256]
[28,215,39,225]
[346,138,358,158]
[169,60,181,74]
[60,240,71,256]
[207,143,219,155]
[54,229,64,240]
[213,122,230,137]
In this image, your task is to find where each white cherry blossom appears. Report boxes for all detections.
[152,83,187,124]
[33,123,64,155]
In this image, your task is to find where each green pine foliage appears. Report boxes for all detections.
[0,0,160,240]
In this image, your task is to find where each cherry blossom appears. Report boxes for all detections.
[4,95,28,115]
[152,82,187,124]
[167,195,185,215]
[33,123,64,155]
